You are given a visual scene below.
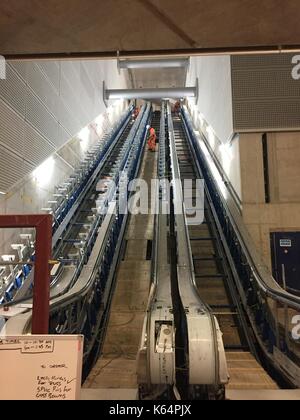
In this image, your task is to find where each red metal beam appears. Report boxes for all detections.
[0,214,53,334]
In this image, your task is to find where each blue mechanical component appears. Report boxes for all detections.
[5,292,12,302]
[0,107,134,305]
[23,265,31,277]
[14,276,23,289]
[5,282,14,302]
[51,106,134,245]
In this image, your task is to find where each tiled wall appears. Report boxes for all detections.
[0,59,126,192]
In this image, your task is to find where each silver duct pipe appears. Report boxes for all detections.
[119,58,189,69]
[105,86,197,100]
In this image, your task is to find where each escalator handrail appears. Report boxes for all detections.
[167,105,222,388]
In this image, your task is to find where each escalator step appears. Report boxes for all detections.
[190,237,216,241]
[193,257,223,261]
[196,274,227,279]
[224,345,249,351]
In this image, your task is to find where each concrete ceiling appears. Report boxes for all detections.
[1,0,300,58]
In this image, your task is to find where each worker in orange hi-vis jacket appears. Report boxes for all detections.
[174,100,181,115]
[147,128,157,152]
[133,106,140,120]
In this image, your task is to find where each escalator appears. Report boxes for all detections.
[1,104,152,379]
[182,105,300,390]
[84,110,160,390]
[2,101,300,397]
[172,112,278,391]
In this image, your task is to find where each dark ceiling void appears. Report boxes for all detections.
[1,0,300,59]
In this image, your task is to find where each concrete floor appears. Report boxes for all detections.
[81,387,300,401]
[226,389,300,401]
[226,352,278,390]
[81,388,138,400]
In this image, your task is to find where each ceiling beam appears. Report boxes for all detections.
[137,0,197,48]
[4,45,300,61]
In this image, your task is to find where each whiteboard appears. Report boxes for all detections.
[0,335,83,400]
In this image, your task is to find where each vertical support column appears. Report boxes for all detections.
[32,215,52,334]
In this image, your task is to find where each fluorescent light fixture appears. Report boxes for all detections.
[199,112,205,127]
[78,126,89,142]
[206,126,216,149]
[95,114,104,126]
[219,142,233,160]
[107,105,114,115]
[1,255,15,262]
[78,126,90,150]
[33,156,55,187]
[94,115,105,137]
[199,140,228,199]
[219,142,233,177]
[0,191,6,195]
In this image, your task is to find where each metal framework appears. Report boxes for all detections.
[4,45,300,62]
[0,107,134,306]
[0,214,52,334]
